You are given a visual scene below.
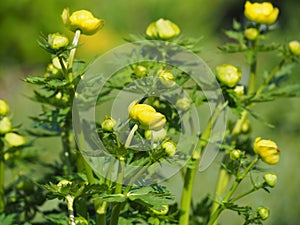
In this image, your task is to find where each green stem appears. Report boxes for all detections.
[110,158,125,225]
[61,119,73,176]
[210,165,231,224]
[179,101,226,225]
[0,147,4,213]
[66,195,76,225]
[248,57,257,95]
[207,157,259,225]
[231,183,262,202]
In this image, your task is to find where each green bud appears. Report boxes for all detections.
[0,100,9,116]
[101,117,116,132]
[289,40,300,56]
[216,64,242,88]
[0,117,12,134]
[146,18,180,40]
[158,70,176,88]
[257,206,270,220]
[134,65,147,78]
[263,172,277,188]
[176,96,192,111]
[230,149,242,160]
[241,119,251,134]
[4,132,26,147]
[48,33,69,50]
[162,141,176,156]
[244,28,259,41]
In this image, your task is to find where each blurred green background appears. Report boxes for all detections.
[1,0,300,224]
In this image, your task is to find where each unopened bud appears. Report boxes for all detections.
[263,172,277,188]
[158,70,176,88]
[48,33,69,50]
[162,141,176,156]
[4,132,26,147]
[244,28,259,41]
[257,206,270,220]
[101,117,116,132]
[176,96,192,111]
[216,64,242,88]
[289,41,300,56]
[134,65,147,78]
[230,149,242,160]
[0,100,9,116]
[0,117,12,134]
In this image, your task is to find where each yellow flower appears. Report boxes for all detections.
[253,137,280,165]
[244,1,279,25]
[0,99,9,116]
[4,133,26,147]
[216,64,242,88]
[62,8,104,35]
[146,18,180,40]
[128,103,156,121]
[288,41,300,56]
[128,102,166,131]
[47,33,69,50]
[138,111,166,131]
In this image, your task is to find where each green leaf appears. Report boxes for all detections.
[44,213,69,225]
[98,193,127,203]
[128,186,175,211]
[218,43,247,53]
[0,214,17,225]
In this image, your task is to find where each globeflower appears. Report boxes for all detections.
[128,102,166,131]
[253,137,280,165]
[146,18,180,40]
[216,64,242,88]
[61,8,104,35]
[244,1,279,25]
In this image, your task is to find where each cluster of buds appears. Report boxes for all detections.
[128,101,166,131]
[0,100,26,147]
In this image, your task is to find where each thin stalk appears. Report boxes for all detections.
[207,157,259,225]
[231,183,263,202]
[67,29,81,83]
[179,101,226,225]
[0,149,4,213]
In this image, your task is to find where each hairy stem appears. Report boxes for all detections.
[66,195,76,225]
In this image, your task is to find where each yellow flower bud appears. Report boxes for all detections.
[47,33,69,50]
[253,137,280,165]
[101,117,116,132]
[257,206,270,220]
[216,64,242,88]
[234,85,245,96]
[128,103,156,121]
[244,1,279,25]
[244,28,259,41]
[57,179,72,187]
[0,117,12,134]
[230,149,242,160]
[62,8,104,35]
[288,41,300,56]
[263,172,277,188]
[146,18,180,40]
[158,70,176,88]
[162,141,176,156]
[0,100,9,116]
[4,133,26,147]
[138,111,166,131]
[134,65,147,78]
